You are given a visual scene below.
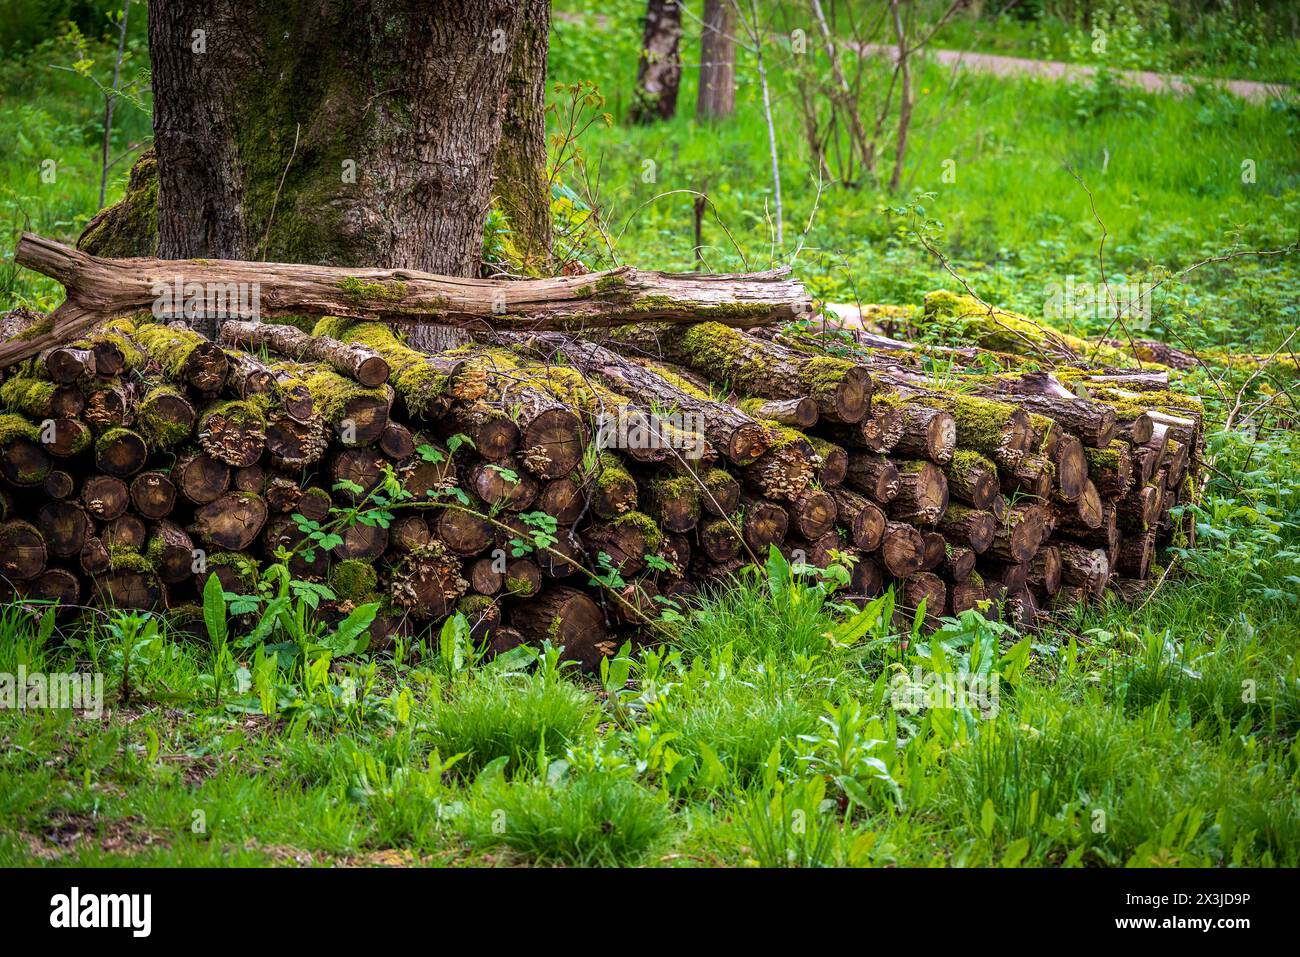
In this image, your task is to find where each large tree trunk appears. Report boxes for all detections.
[696,0,735,121]
[630,0,683,123]
[492,0,553,274]
[88,1,528,344]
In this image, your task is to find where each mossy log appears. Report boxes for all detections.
[150,521,197,584]
[999,453,1054,502]
[219,320,390,387]
[944,450,1000,509]
[808,437,848,487]
[697,515,743,562]
[587,454,638,519]
[5,234,809,368]
[585,511,662,576]
[740,396,818,428]
[83,380,136,431]
[132,321,230,395]
[643,475,702,533]
[699,469,741,517]
[978,386,1117,448]
[137,387,196,450]
[502,333,771,466]
[936,504,996,554]
[736,430,817,501]
[611,321,872,424]
[94,428,148,477]
[198,399,266,467]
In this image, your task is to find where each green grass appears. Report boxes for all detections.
[0,3,1297,867]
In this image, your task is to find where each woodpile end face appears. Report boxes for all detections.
[0,290,1205,668]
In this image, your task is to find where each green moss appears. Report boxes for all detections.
[458,594,497,617]
[133,321,205,378]
[337,276,409,304]
[14,314,54,341]
[107,545,155,574]
[703,468,736,494]
[916,392,1022,458]
[522,364,627,413]
[0,413,41,445]
[949,449,996,479]
[78,149,159,257]
[614,511,664,553]
[922,290,1131,365]
[95,427,137,458]
[199,396,270,432]
[92,323,146,368]
[302,367,388,423]
[801,355,857,398]
[329,559,379,601]
[1087,386,1204,420]
[136,386,195,449]
[1085,441,1127,473]
[505,577,533,596]
[642,360,711,401]
[593,452,634,491]
[0,376,55,417]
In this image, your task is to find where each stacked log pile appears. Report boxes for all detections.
[0,242,1206,667]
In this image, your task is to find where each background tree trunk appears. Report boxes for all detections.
[492,0,553,275]
[696,0,735,121]
[630,0,682,123]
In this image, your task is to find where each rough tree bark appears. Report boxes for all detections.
[696,0,735,121]
[82,0,538,347]
[492,0,553,274]
[630,0,683,123]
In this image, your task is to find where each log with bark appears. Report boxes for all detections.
[3,235,811,367]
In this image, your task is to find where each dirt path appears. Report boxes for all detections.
[860,45,1289,103]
